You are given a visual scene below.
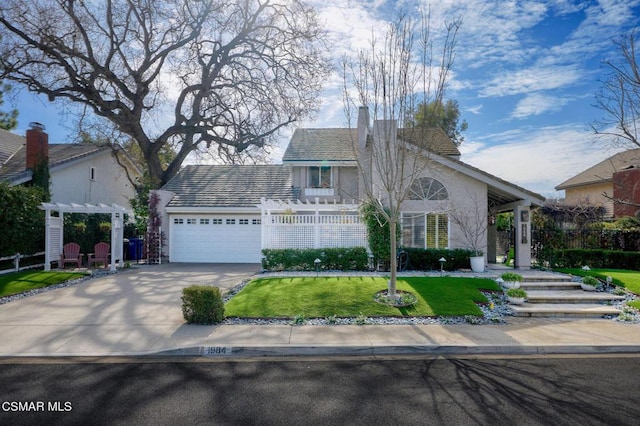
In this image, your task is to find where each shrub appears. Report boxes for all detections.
[181,285,224,324]
[501,272,523,282]
[506,287,527,298]
[581,276,599,287]
[402,248,475,271]
[261,247,368,271]
[549,249,640,270]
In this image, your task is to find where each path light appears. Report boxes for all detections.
[314,258,321,276]
[439,257,446,273]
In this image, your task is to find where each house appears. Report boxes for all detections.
[0,124,141,207]
[555,149,640,218]
[156,108,545,268]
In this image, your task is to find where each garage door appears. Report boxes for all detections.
[170,215,262,263]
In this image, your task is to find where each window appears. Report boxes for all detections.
[401,213,448,249]
[90,167,96,181]
[252,219,261,225]
[408,177,448,200]
[226,219,236,225]
[239,219,249,225]
[187,218,196,225]
[200,218,210,225]
[212,219,222,225]
[308,166,331,188]
[173,218,184,224]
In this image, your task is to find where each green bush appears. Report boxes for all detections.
[261,247,368,271]
[0,183,47,257]
[402,248,475,271]
[506,287,527,298]
[181,285,225,324]
[581,276,599,287]
[501,272,523,282]
[549,249,640,270]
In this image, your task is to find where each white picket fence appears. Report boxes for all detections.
[262,214,367,250]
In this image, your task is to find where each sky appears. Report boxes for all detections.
[7,0,640,198]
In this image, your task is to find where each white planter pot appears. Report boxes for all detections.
[503,281,521,289]
[470,256,485,272]
[507,296,526,305]
[580,283,597,291]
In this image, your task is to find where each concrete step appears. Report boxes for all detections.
[520,282,583,291]
[521,275,573,282]
[525,290,626,304]
[509,303,621,318]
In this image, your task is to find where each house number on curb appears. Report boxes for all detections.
[202,346,232,356]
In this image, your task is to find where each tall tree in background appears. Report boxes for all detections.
[412,99,467,145]
[591,31,640,149]
[0,0,331,187]
[0,81,18,130]
[343,12,461,299]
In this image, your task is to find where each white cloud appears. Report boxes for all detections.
[461,124,624,196]
[480,65,582,97]
[511,93,570,119]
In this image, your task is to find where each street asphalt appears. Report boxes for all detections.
[1,263,639,358]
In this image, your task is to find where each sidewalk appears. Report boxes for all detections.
[1,264,639,357]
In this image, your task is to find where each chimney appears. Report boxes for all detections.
[357,106,370,150]
[26,122,48,170]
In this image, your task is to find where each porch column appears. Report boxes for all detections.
[44,209,51,271]
[110,211,117,271]
[513,204,531,270]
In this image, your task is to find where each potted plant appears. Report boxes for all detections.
[500,272,523,289]
[449,194,488,273]
[580,276,599,291]
[506,287,527,304]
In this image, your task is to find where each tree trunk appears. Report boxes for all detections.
[388,220,398,300]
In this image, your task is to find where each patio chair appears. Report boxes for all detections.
[59,243,84,268]
[87,242,110,268]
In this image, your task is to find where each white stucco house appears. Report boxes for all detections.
[0,124,141,207]
[156,108,545,269]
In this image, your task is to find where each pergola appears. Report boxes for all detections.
[40,202,127,272]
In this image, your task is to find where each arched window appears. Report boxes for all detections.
[408,177,448,200]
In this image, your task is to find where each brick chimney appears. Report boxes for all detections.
[26,122,48,170]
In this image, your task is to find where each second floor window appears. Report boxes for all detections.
[309,166,331,188]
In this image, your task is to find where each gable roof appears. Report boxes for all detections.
[283,127,460,163]
[161,165,297,208]
[283,128,357,162]
[0,128,24,165]
[0,141,113,184]
[556,149,640,190]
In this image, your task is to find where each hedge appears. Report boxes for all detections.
[181,285,225,324]
[549,249,640,270]
[262,247,368,271]
[402,248,476,271]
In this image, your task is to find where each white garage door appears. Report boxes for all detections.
[170,215,262,263]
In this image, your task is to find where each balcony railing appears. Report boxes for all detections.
[304,187,335,197]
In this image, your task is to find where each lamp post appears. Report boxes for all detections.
[314,258,321,276]
[439,257,446,274]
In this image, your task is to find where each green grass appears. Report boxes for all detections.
[556,268,640,295]
[0,271,86,298]
[224,276,500,319]
[628,300,640,310]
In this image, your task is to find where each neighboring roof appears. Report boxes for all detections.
[0,128,24,165]
[282,127,460,163]
[0,142,112,184]
[283,128,357,162]
[556,149,640,190]
[397,127,461,157]
[161,165,297,208]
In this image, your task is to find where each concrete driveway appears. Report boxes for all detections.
[0,263,260,356]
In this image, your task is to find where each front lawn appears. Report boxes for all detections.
[556,268,640,295]
[0,271,86,298]
[224,276,500,318]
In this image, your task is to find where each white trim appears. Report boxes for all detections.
[165,206,260,214]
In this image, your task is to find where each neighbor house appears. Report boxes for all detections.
[0,124,141,207]
[156,108,545,269]
[555,149,640,219]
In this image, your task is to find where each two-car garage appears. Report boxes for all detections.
[169,214,263,263]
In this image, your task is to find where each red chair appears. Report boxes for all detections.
[87,242,110,268]
[59,243,84,268]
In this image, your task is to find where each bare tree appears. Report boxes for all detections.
[591,31,640,149]
[343,12,460,298]
[0,0,331,187]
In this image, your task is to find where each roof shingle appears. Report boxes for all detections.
[556,149,640,190]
